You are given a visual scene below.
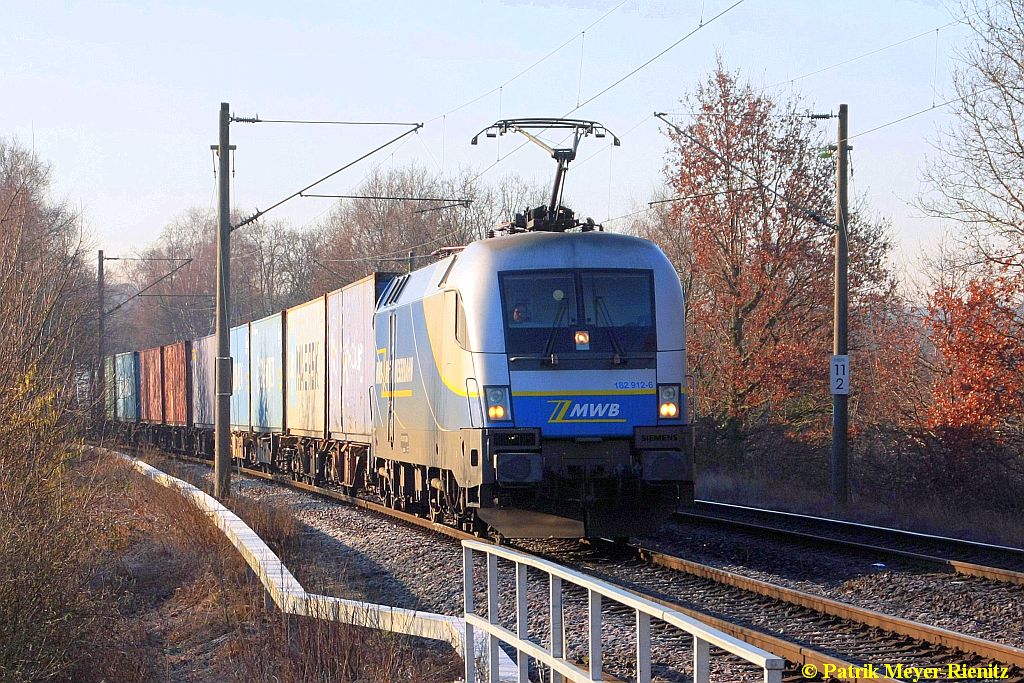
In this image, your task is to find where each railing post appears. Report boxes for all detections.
[693,636,710,683]
[549,574,564,683]
[451,541,784,683]
[515,562,529,683]
[636,610,651,683]
[588,589,602,681]
[487,552,499,683]
[464,545,476,683]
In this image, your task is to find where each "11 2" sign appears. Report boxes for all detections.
[831,354,850,395]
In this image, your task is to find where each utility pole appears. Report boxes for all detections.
[97,249,105,427]
[213,102,232,499]
[831,103,850,506]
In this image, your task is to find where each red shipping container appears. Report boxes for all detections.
[162,341,192,427]
[138,346,164,424]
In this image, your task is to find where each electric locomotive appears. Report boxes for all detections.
[371,224,693,538]
[368,118,693,538]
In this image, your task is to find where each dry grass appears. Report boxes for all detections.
[1,443,461,682]
[698,458,1024,548]
[87,449,461,683]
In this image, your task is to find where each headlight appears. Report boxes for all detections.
[484,385,512,422]
[658,384,680,419]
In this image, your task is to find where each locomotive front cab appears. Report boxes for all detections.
[471,235,694,538]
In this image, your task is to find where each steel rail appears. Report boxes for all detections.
[695,500,1024,556]
[142,448,478,544]
[681,501,1024,587]
[517,542,900,683]
[639,546,1024,671]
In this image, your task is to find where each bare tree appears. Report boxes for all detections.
[921,0,1024,270]
[0,138,102,680]
[486,172,550,226]
[315,164,548,290]
[119,209,218,348]
[114,209,333,349]
[114,166,550,345]
[0,139,93,401]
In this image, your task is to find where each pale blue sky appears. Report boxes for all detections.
[4,0,972,275]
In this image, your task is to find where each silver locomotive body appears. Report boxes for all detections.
[373,230,693,538]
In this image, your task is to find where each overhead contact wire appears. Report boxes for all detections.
[426,0,628,124]
[472,0,748,182]
[233,124,422,231]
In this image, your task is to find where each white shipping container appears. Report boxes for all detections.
[327,288,344,437]
[341,274,386,439]
[192,334,216,428]
[285,296,327,437]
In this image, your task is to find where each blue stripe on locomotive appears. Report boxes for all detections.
[508,391,686,437]
[510,392,654,437]
[377,296,685,437]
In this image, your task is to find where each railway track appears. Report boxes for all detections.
[108,446,1024,682]
[631,545,1024,682]
[678,501,1024,586]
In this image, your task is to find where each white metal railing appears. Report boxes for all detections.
[462,539,785,683]
[112,452,521,679]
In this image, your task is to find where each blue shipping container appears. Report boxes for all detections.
[114,351,140,422]
[231,323,250,431]
[250,312,284,433]
[192,334,216,428]
[285,296,326,437]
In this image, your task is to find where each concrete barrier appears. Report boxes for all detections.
[117,452,517,682]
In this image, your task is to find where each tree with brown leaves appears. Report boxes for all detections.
[652,64,896,445]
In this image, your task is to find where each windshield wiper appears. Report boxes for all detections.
[594,296,626,365]
[540,299,569,365]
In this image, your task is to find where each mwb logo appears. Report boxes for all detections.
[547,399,626,423]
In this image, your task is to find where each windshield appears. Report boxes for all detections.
[500,269,656,359]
